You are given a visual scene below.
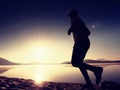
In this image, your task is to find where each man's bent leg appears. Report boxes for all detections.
[83,63,103,84]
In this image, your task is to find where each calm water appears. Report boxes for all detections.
[0,63,120,84]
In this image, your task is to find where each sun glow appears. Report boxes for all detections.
[33,47,46,59]
[27,42,49,62]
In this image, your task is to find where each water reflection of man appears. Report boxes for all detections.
[68,9,103,89]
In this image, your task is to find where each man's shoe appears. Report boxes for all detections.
[86,84,95,90]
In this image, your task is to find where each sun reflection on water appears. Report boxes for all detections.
[32,71,45,85]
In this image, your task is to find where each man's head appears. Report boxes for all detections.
[68,9,78,17]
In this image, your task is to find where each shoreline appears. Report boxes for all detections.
[0,76,120,90]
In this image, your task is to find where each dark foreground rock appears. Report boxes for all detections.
[0,76,120,90]
[101,81,120,90]
[0,76,36,90]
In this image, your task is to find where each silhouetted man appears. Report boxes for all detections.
[68,9,103,89]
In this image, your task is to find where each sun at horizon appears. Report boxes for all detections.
[32,47,47,60]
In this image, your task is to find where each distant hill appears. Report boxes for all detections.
[62,59,120,64]
[0,58,19,65]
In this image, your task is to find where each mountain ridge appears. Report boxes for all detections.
[0,58,20,65]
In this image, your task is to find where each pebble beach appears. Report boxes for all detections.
[0,76,120,90]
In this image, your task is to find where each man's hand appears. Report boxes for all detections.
[68,29,72,35]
